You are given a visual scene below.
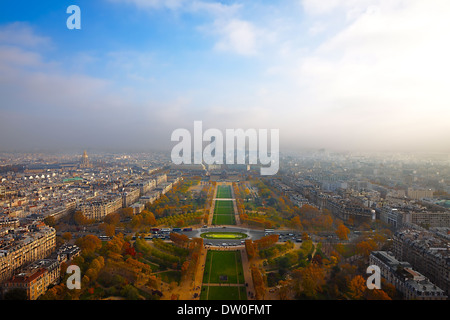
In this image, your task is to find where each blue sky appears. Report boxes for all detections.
[1,0,450,153]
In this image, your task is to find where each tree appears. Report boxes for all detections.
[245,240,257,260]
[336,224,350,241]
[366,288,392,300]
[356,240,377,257]
[348,275,366,300]
[62,232,72,242]
[291,215,303,230]
[104,212,120,226]
[142,211,156,226]
[43,216,56,227]
[121,207,134,219]
[295,262,325,298]
[75,235,102,254]
[103,224,116,237]
[255,234,279,250]
[73,211,91,226]
[348,275,392,300]
[170,232,189,248]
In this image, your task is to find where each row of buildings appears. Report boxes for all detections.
[369,251,447,300]
[76,174,182,221]
[391,227,450,297]
[379,206,450,229]
[0,218,81,299]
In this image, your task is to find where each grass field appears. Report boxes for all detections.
[200,285,247,300]
[214,200,234,215]
[212,214,236,225]
[157,270,181,284]
[201,250,247,300]
[213,199,236,225]
[216,185,232,199]
[202,250,245,284]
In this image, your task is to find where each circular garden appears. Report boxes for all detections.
[200,232,248,240]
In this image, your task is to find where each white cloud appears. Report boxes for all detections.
[269,0,450,151]
[107,0,186,10]
[212,19,258,56]
[0,22,51,48]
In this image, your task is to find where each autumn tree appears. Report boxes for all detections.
[104,212,120,226]
[290,215,303,230]
[245,240,257,260]
[336,224,350,241]
[255,234,279,251]
[43,216,56,227]
[75,235,102,254]
[62,232,72,242]
[348,275,391,300]
[121,207,134,219]
[251,266,265,300]
[73,211,90,226]
[356,239,378,258]
[299,204,319,218]
[348,275,366,300]
[142,210,156,226]
[294,262,325,298]
[170,232,189,248]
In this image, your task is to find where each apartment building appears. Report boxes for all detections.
[2,259,60,300]
[407,188,434,200]
[393,228,450,296]
[370,251,447,300]
[0,223,56,283]
[77,195,122,221]
[122,188,140,208]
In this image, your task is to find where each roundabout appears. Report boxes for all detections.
[200,232,248,240]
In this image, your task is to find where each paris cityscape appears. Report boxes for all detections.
[0,0,449,309]
[0,149,449,301]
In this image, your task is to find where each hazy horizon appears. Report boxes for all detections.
[1,0,450,154]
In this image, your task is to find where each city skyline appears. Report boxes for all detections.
[1,1,450,153]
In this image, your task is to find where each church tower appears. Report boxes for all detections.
[80,150,91,168]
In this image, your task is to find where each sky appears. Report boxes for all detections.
[1,0,450,153]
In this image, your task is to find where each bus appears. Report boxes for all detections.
[264,229,275,233]
[183,227,193,232]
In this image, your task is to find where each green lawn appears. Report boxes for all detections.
[201,250,247,301]
[216,185,232,199]
[157,270,181,284]
[212,214,236,225]
[202,250,245,284]
[213,199,236,225]
[200,285,247,300]
[214,200,234,214]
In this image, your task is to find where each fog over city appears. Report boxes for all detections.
[1,0,450,153]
